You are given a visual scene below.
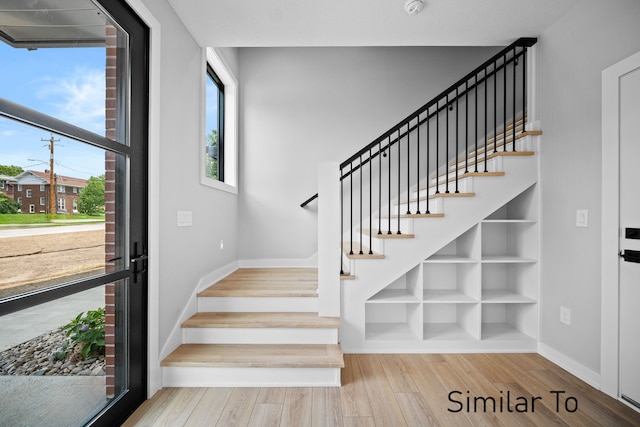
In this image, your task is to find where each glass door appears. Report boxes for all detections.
[0,1,148,425]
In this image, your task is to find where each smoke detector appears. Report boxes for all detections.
[405,0,425,15]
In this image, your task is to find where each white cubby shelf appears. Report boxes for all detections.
[364,185,539,351]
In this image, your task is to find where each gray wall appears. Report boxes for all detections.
[237,46,499,261]
[537,0,640,373]
[142,0,240,347]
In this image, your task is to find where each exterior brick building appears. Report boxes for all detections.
[12,170,86,214]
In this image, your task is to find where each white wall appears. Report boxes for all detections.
[238,46,499,261]
[537,0,640,373]
[141,0,239,348]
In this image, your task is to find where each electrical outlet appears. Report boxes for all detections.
[560,306,571,326]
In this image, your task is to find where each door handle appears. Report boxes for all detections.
[131,242,148,283]
[620,249,640,263]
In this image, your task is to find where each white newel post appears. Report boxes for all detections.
[317,162,341,317]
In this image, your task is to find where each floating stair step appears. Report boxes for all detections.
[340,274,356,280]
[423,171,505,190]
[467,130,542,159]
[182,312,340,329]
[454,151,535,171]
[342,242,384,259]
[161,343,344,368]
[359,229,415,239]
[379,213,445,219]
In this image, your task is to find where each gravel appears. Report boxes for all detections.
[0,327,105,377]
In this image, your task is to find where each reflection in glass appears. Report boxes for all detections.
[0,286,111,426]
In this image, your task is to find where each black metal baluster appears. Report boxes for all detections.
[378,141,382,235]
[503,53,507,152]
[465,80,469,174]
[436,102,440,194]
[349,162,353,255]
[426,109,430,214]
[407,123,412,215]
[523,46,527,135]
[340,168,344,274]
[484,67,488,173]
[513,46,517,152]
[475,74,479,173]
[369,148,373,254]
[494,60,497,154]
[416,115,421,214]
[455,87,459,193]
[387,135,392,234]
[446,94,450,194]
[359,155,363,255]
[397,128,401,234]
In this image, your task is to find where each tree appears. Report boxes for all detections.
[205,129,219,180]
[0,165,23,176]
[0,193,19,214]
[78,175,105,215]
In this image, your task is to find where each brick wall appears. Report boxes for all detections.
[104,23,117,399]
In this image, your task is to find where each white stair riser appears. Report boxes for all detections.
[198,296,318,313]
[162,366,341,387]
[183,327,338,344]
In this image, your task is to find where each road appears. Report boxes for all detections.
[0,223,105,238]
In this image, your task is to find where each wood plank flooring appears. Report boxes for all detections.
[124,353,640,426]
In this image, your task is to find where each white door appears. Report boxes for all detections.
[619,62,640,409]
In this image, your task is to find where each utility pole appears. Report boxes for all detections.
[42,135,60,216]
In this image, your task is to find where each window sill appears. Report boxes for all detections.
[200,177,237,195]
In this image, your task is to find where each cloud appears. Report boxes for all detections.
[38,67,106,135]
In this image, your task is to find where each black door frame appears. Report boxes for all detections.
[0,0,149,424]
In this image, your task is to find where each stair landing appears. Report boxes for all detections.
[162,268,343,387]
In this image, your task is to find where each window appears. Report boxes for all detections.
[40,197,45,206]
[17,184,22,191]
[205,65,224,181]
[40,184,45,191]
[17,197,22,205]
[29,204,35,213]
[0,181,4,189]
[73,199,78,212]
[201,48,237,193]
[73,187,78,193]
[57,198,66,211]
[57,185,65,193]
[26,189,32,198]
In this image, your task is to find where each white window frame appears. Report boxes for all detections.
[40,184,45,191]
[40,197,45,206]
[57,185,65,193]
[17,197,22,205]
[73,187,78,194]
[73,199,78,212]
[200,48,238,194]
[26,189,32,198]
[17,184,22,191]
[0,181,4,190]
[29,204,35,213]
[58,198,66,211]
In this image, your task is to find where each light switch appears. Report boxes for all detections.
[576,209,588,227]
[177,210,193,227]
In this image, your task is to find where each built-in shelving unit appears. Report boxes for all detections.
[364,185,538,351]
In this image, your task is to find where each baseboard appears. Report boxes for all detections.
[158,261,239,361]
[238,253,318,268]
[537,342,601,390]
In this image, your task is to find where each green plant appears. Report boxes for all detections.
[62,307,106,359]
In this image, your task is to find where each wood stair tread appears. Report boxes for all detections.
[182,312,340,329]
[342,242,385,259]
[161,343,345,368]
[359,229,415,238]
[423,171,505,190]
[198,268,318,298]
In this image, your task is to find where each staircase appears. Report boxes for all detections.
[161,37,540,387]
[161,268,344,387]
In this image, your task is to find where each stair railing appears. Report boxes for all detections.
[303,38,537,276]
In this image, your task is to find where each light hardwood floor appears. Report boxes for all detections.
[123,353,640,426]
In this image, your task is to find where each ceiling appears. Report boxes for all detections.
[167,0,579,47]
[0,0,107,48]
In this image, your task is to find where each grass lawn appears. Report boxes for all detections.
[0,213,105,225]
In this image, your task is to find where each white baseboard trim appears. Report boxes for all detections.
[537,342,601,390]
[158,261,239,361]
[238,253,318,268]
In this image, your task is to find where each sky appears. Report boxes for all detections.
[0,42,107,179]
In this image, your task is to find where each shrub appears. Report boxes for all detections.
[62,307,106,360]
